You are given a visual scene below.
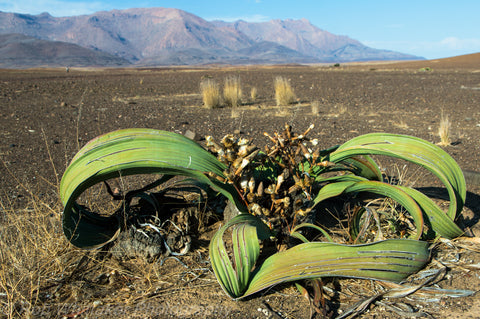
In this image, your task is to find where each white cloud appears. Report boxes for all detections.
[0,0,106,17]
[440,37,480,50]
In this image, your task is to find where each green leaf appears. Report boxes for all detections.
[398,186,463,239]
[209,214,429,299]
[209,213,273,298]
[60,128,244,249]
[209,133,461,301]
[327,133,465,239]
[290,223,333,243]
[344,156,382,180]
[243,239,429,298]
[312,180,424,240]
[329,133,466,220]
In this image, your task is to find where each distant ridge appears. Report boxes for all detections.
[212,19,419,62]
[367,52,480,70]
[0,33,130,68]
[0,8,424,67]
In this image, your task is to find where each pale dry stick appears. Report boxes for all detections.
[322,207,350,242]
[395,163,424,189]
[0,244,16,318]
[288,106,299,126]
[41,128,60,189]
[75,87,89,151]
[338,267,446,319]
[237,110,245,133]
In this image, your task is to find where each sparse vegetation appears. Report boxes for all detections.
[250,87,257,101]
[223,76,242,108]
[419,67,432,72]
[0,187,186,318]
[0,186,70,318]
[274,76,296,106]
[311,100,320,114]
[1,65,479,318]
[393,118,409,129]
[438,109,452,146]
[200,78,221,108]
[58,124,465,307]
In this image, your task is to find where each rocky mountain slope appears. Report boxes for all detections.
[0,8,423,66]
[0,33,130,67]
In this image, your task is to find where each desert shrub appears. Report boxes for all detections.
[419,67,432,72]
[59,127,465,303]
[274,76,296,106]
[438,109,452,146]
[200,79,221,108]
[250,87,257,101]
[205,127,465,299]
[311,100,321,114]
[223,76,242,108]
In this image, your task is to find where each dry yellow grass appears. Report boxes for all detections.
[0,174,192,318]
[223,76,242,108]
[392,118,409,130]
[0,186,72,318]
[311,100,321,114]
[274,76,296,106]
[438,110,452,146]
[200,79,221,108]
[250,87,257,101]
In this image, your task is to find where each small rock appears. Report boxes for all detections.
[60,101,67,107]
[223,200,242,222]
[184,129,200,141]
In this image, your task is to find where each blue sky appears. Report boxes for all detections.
[1,0,479,59]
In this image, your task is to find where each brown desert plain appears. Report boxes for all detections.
[1,53,480,318]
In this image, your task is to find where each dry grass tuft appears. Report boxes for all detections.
[250,87,257,101]
[0,174,211,318]
[200,79,221,109]
[223,76,242,108]
[392,118,409,130]
[0,188,73,318]
[438,110,452,146]
[311,100,321,115]
[327,104,348,118]
[274,76,296,106]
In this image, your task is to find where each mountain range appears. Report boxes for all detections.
[0,7,423,67]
